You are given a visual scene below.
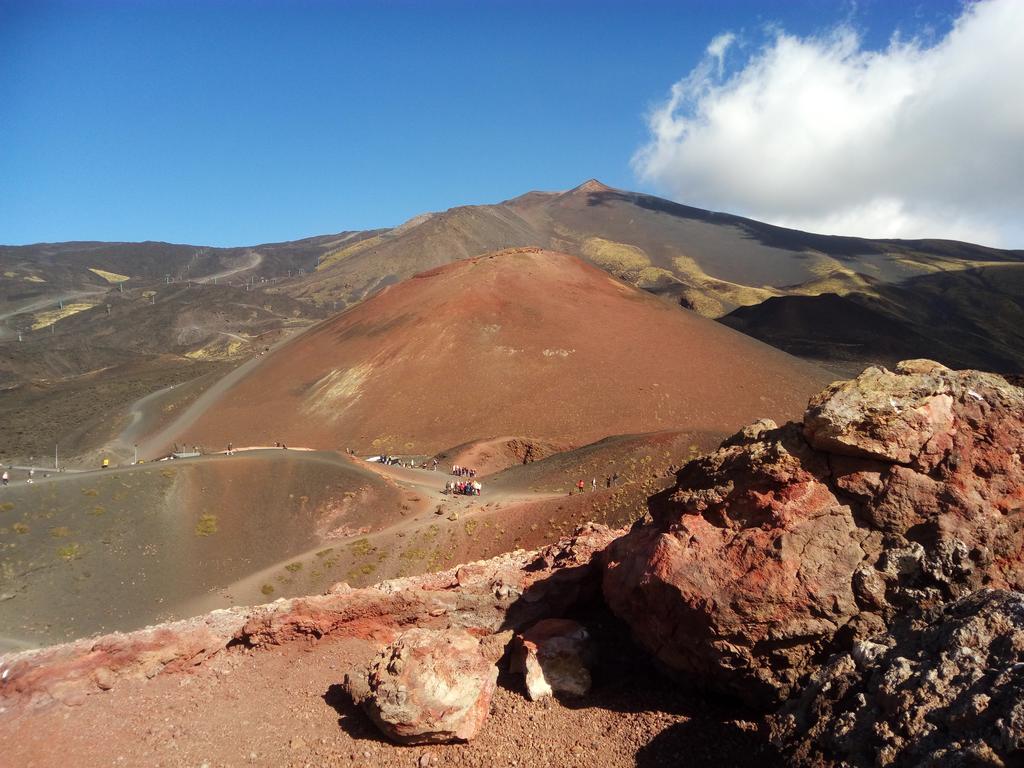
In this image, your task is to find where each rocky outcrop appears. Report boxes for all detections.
[773,589,1024,767]
[603,361,1024,708]
[0,524,618,711]
[345,628,498,744]
[511,618,594,701]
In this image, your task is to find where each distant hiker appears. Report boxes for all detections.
[227,442,234,456]
[101,457,109,469]
[275,441,281,448]
[27,469,34,484]
[591,478,597,492]
[577,479,585,494]
[432,458,438,471]
[1,470,7,487]
[605,476,612,488]
[612,473,619,486]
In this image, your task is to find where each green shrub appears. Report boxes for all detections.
[195,514,218,536]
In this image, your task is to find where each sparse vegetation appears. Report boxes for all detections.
[0,502,14,512]
[315,547,335,558]
[284,561,302,573]
[49,526,71,538]
[82,488,99,497]
[57,543,81,561]
[195,514,218,536]
[400,545,428,561]
[88,505,106,516]
[88,267,130,283]
[13,522,29,534]
[260,584,275,596]
[31,302,97,330]
[350,538,376,557]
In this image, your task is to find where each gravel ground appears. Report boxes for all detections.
[2,629,781,768]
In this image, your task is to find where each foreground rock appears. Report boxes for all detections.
[345,628,498,744]
[603,361,1024,707]
[0,524,617,711]
[774,589,1024,767]
[511,618,594,700]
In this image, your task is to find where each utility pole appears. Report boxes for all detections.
[133,444,138,465]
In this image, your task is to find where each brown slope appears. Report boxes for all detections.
[286,181,1024,380]
[173,248,831,454]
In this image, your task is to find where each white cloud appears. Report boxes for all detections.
[633,0,1024,248]
[705,32,736,77]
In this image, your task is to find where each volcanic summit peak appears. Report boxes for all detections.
[567,178,614,195]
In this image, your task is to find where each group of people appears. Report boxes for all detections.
[451,464,477,478]
[446,479,482,496]
[574,474,620,494]
[2,467,57,486]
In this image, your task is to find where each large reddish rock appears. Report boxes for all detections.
[344,628,498,744]
[603,362,1024,708]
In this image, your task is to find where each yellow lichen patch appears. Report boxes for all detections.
[580,237,679,289]
[88,267,130,283]
[670,253,781,317]
[185,339,246,360]
[789,268,877,298]
[582,237,651,273]
[890,255,1021,275]
[317,235,384,271]
[305,363,374,417]
[31,303,97,329]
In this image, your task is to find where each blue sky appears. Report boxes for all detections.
[0,0,984,246]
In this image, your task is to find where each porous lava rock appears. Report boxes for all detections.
[773,589,1024,767]
[345,628,498,744]
[511,618,594,700]
[603,361,1024,708]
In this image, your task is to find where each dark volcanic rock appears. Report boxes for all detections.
[773,589,1024,767]
[603,361,1024,708]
